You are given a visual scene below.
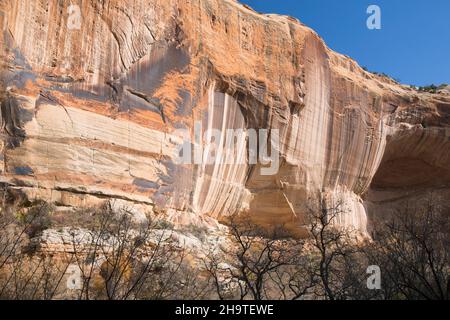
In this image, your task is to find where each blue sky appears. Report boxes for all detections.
[239,0,450,86]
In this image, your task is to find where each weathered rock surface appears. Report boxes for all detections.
[0,0,449,235]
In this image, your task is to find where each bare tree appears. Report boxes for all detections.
[65,204,210,300]
[293,193,377,300]
[364,198,449,300]
[1,198,210,300]
[269,254,319,300]
[2,191,447,301]
[306,196,350,299]
[0,199,70,299]
[204,215,302,300]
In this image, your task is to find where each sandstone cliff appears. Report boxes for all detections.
[0,0,449,235]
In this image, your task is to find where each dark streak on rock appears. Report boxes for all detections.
[14,166,34,176]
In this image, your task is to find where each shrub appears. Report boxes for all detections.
[153,219,174,230]
[15,200,53,239]
[183,223,209,241]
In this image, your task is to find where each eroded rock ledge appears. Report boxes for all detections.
[0,0,449,235]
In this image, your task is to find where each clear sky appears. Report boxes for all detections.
[239,0,450,86]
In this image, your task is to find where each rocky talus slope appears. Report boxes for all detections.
[0,0,449,235]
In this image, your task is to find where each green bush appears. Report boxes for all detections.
[15,200,53,239]
[153,219,174,230]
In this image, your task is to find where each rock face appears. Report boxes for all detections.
[0,0,449,235]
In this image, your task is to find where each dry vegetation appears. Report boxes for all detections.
[0,188,448,300]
